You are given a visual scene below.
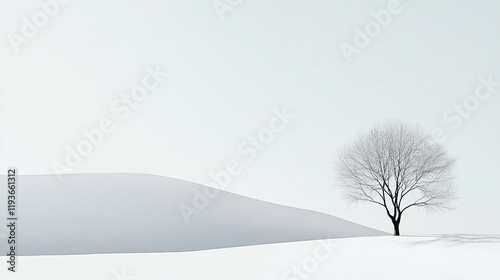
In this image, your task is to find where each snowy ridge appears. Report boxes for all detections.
[0,173,385,256]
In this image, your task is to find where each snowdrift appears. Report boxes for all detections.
[0,173,385,255]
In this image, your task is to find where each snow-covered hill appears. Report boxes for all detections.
[1,235,499,280]
[0,173,385,255]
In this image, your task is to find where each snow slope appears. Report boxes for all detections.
[1,235,499,280]
[0,173,385,255]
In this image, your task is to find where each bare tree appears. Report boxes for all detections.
[336,122,456,236]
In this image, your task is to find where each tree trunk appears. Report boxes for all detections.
[392,220,400,236]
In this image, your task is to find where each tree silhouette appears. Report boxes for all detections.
[336,122,456,235]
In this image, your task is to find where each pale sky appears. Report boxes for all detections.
[1,0,499,234]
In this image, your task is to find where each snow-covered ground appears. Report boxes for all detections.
[2,235,499,280]
[1,174,497,279]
